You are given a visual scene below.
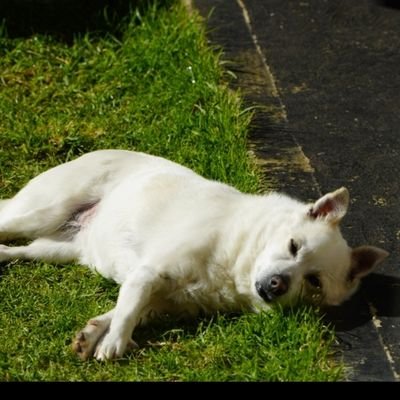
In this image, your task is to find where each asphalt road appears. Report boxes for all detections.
[193,0,400,381]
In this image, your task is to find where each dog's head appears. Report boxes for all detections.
[253,187,388,308]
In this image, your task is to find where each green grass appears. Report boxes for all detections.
[0,1,342,381]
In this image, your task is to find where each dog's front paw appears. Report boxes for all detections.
[94,334,138,361]
[72,319,108,361]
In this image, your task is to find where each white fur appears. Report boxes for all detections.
[0,149,388,361]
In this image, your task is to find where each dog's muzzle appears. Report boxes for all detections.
[255,274,290,303]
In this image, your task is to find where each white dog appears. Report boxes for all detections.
[0,149,388,361]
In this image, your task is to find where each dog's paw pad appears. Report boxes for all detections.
[72,331,92,361]
[72,319,108,361]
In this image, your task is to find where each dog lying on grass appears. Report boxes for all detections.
[0,149,388,360]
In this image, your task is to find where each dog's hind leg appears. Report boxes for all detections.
[0,150,138,241]
[0,237,80,263]
[0,197,99,242]
[0,200,11,212]
[0,200,11,240]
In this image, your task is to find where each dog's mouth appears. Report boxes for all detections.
[255,281,274,302]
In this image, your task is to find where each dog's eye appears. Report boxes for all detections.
[305,274,322,289]
[289,239,299,257]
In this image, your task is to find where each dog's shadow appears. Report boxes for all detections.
[323,273,400,331]
[131,273,400,351]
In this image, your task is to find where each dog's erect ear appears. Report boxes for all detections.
[308,187,349,225]
[349,246,389,280]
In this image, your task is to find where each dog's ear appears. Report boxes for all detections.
[349,246,389,281]
[308,187,349,225]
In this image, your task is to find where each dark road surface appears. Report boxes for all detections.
[194,0,400,381]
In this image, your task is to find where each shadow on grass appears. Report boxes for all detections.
[0,0,171,42]
[132,312,230,350]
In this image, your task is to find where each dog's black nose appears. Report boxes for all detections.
[268,275,289,296]
[256,274,290,302]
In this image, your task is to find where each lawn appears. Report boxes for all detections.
[0,1,342,381]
